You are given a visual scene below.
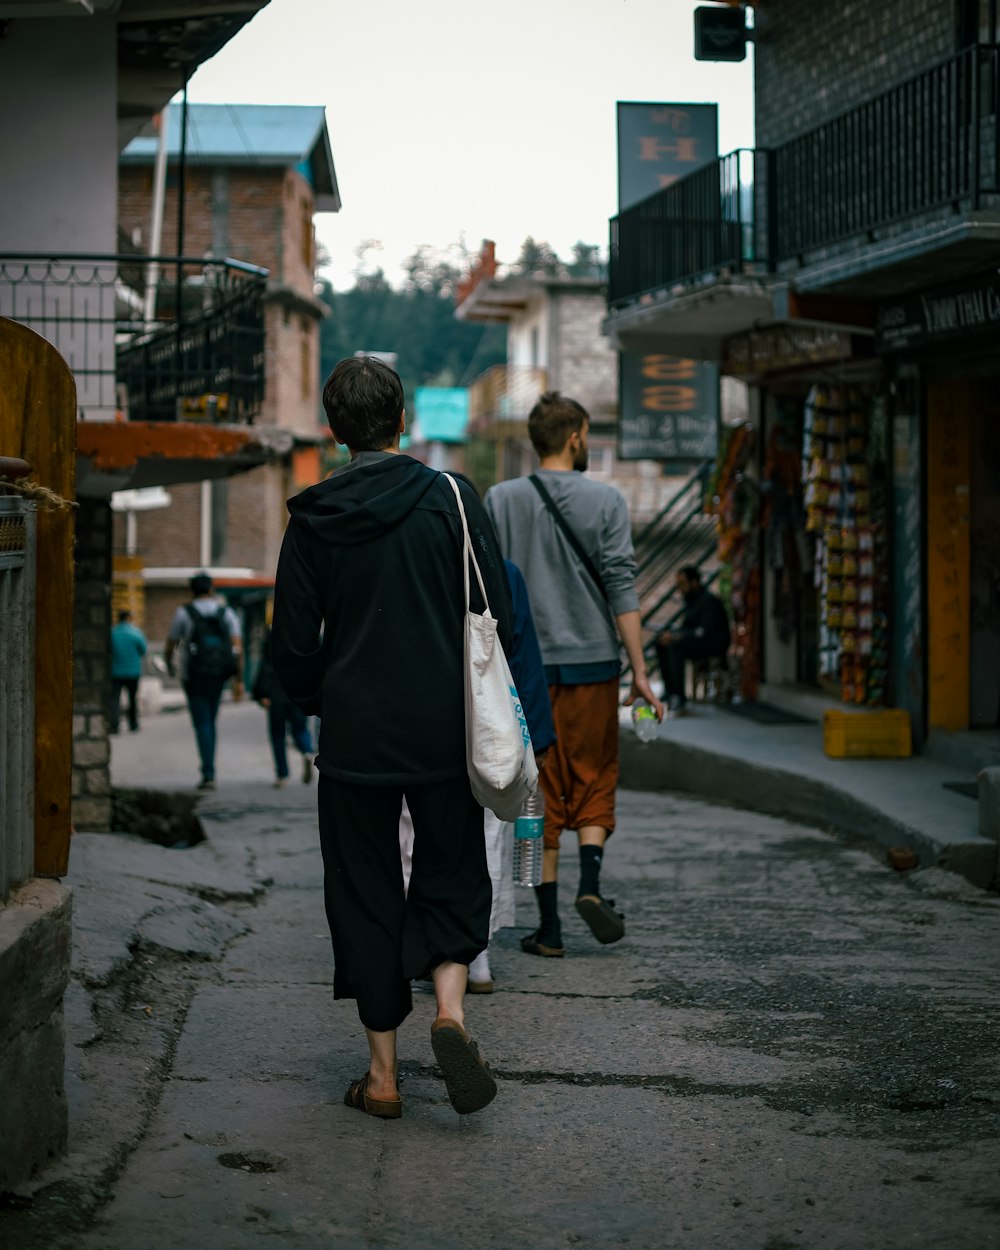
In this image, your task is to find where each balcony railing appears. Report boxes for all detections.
[468,365,547,430]
[0,254,268,422]
[608,46,1000,307]
[773,43,1000,260]
[609,149,767,307]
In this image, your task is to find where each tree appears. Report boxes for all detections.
[511,236,564,278]
[567,241,605,279]
[316,242,506,422]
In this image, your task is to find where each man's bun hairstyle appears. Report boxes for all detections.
[527,390,589,458]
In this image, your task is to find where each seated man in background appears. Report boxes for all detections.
[654,566,730,714]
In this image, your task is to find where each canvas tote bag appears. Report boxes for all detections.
[443,474,538,821]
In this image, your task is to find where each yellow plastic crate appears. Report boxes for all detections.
[823,708,912,759]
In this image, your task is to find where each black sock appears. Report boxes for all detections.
[578,845,603,898]
[534,881,562,945]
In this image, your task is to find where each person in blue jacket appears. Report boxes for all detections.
[470,557,556,989]
[110,610,147,733]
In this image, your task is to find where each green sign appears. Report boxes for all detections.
[616,101,718,211]
[618,352,719,462]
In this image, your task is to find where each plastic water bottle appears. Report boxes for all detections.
[632,699,659,743]
[513,792,544,887]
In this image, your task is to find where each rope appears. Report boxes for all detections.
[0,476,77,512]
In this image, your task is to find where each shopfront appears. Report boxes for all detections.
[719,326,888,707]
[877,273,1000,740]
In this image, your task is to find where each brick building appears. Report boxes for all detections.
[604,0,1000,782]
[116,103,340,643]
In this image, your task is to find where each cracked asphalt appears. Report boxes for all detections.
[3,698,999,1250]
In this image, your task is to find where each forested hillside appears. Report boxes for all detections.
[316,243,506,414]
[316,238,604,416]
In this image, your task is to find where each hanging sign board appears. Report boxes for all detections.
[616,101,719,211]
[618,352,719,462]
[694,5,747,62]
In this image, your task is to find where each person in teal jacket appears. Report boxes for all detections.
[110,610,147,733]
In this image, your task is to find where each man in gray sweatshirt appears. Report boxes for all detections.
[485,392,663,956]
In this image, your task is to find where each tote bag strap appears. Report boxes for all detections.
[528,473,608,601]
[442,473,492,617]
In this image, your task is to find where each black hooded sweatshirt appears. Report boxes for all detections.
[271,452,513,786]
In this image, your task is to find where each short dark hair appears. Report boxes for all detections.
[190,572,213,596]
[527,391,589,458]
[680,566,702,583]
[117,609,132,623]
[322,356,404,451]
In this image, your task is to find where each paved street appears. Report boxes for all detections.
[4,699,1000,1250]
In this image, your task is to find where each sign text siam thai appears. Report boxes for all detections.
[875,272,1000,351]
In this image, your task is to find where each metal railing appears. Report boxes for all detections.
[609,149,767,307]
[773,43,1000,259]
[468,365,547,430]
[0,254,268,422]
[608,46,1000,300]
[633,462,719,650]
[0,496,37,903]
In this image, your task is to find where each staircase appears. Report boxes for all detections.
[632,460,719,669]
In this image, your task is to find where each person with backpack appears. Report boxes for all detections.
[165,572,243,791]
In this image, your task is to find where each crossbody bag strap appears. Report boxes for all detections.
[528,474,608,601]
[443,473,492,617]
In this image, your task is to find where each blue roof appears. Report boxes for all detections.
[121,104,340,210]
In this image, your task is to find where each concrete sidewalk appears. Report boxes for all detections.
[619,699,999,888]
[4,700,1000,1250]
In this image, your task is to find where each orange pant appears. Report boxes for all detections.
[539,677,620,848]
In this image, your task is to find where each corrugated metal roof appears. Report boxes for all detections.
[121,103,340,211]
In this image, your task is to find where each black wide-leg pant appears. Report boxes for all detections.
[317,773,491,1033]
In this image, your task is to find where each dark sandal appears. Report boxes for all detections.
[575,895,625,944]
[430,1018,498,1115]
[520,930,566,958]
[343,1073,402,1119]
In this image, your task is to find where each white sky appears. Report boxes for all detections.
[185,0,755,290]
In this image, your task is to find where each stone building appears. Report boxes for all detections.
[455,241,695,526]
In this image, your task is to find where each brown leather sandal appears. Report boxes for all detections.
[430,1018,498,1115]
[343,1073,402,1119]
[575,895,625,944]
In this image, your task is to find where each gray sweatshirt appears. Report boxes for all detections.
[485,470,639,666]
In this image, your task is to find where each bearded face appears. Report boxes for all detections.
[572,423,590,472]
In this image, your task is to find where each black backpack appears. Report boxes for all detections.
[184,603,238,683]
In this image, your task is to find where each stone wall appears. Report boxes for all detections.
[0,879,71,1189]
[72,497,111,831]
[553,290,618,420]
